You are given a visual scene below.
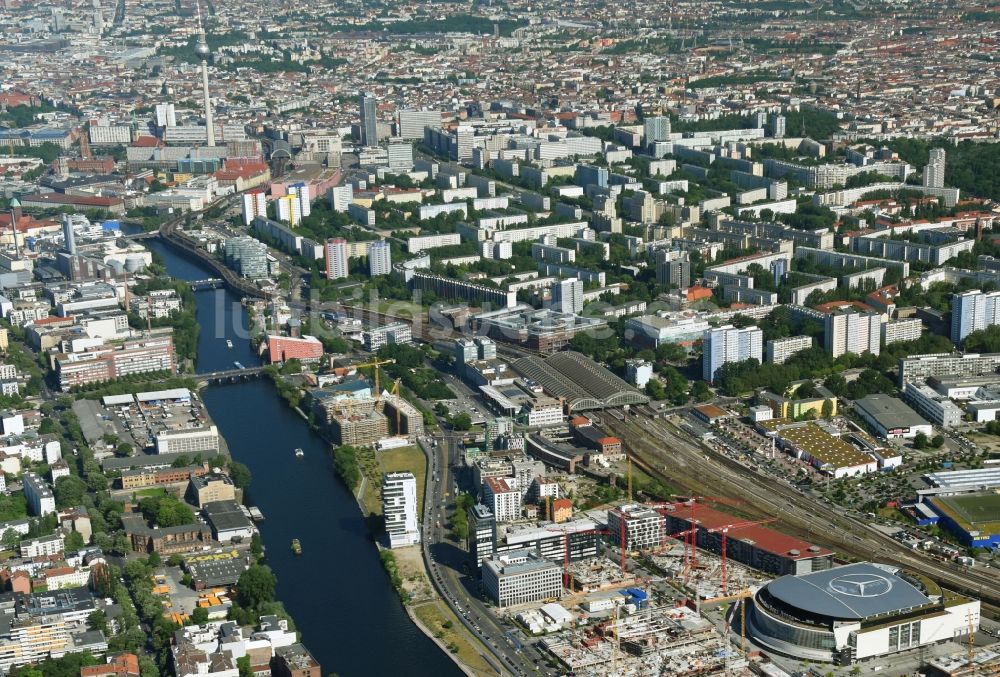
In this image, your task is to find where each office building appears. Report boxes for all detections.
[551,278,583,314]
[468,504,497,570]
[481,550,563,608]
[266,335,324,364]
[368,240,392,276]
[398,109,442,140]
[951,290,1000,344]
[903,382,964,428]
[241,190,267,226]
[325,238,349,280]
[186,473,236,508]
[924,148,946,189]
[272,643,322,677]
[607,504,665,551]
[359,92,378,147]
[224,237,269,279]
[702,325,763,382]
[23,472,55,516]
[655,249,690,289]
[60,214,76,255]
[55,334,177,390]
[766,336,812,364]
[382,472,420,548]
[386,141,414,172]
[155,426,220,455]
[825,310,881,358]
[643,116,671,144]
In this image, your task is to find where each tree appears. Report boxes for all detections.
[0,528,18,550]
[690,381,712,402]
[228,461,252,490]
[115,442,133,457]
[87,610,107,634]
[54,475,87,509]
[931,434,945,449]
[190,606,209,625]
[450,412,472,431]
[38,419,57,435]
[645,379,667,401]
[147,552,161,568]
[821,399,834,419]
[65,530,85,550]
[237,656,253,677]
[236,565,276,610]
[913,432,929,450]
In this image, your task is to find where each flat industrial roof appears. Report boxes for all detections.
[511,351,648,411]
[770,422,874,470]
[855,394,930,430]
[765,562,931,621]
[925,468,1000,492]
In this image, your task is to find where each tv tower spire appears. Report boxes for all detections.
[194,1,215,147]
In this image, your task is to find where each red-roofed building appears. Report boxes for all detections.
[80,653,141,677]
[687,286,714,302]
[18,192,124,214]
[664,502,834,575]
[266,335,324,364]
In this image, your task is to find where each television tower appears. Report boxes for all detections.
[194,1,215,147]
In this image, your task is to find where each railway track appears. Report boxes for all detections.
[606,414,1000,617]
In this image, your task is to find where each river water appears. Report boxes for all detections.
[145,239,462,677]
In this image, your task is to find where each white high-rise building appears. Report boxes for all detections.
[369,240,392,276]
[276,184,310,226]
[329,184,353,213]
[386,141,414,172]
[702,324,763,382]
[951,289,1000,344]
[924,148,946,189]
[643,116,671,144]
[825,310,881,358]
[551,278,583,314]
[241,190,266,226]
[155,103,177,128]
[382,472,420,548]
[325,238,349,280]
[398,109,442,140]
[770,114,786,139]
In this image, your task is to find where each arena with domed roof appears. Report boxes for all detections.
[746,562,980,665]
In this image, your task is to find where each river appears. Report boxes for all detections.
[144,238,463,677]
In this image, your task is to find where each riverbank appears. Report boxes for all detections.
[149,237,463,677]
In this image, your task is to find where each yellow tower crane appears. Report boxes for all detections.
[354,358,395,394]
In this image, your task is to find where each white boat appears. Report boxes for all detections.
[294,447,304,458]
[226,339,233,349]
[248,507,264,521]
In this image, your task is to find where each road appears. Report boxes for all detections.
[419,434,557,677]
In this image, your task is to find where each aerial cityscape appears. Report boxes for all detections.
[2,0,1000,675]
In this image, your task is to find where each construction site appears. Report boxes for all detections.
[486,495,987,676]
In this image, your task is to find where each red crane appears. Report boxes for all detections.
[706,518,777,595]
[547,527,619,588]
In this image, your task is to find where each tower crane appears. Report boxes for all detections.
[354,358,395,394]
[705,517,777,596]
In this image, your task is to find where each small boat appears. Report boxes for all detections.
[294,447,304,458]
[248,507,264,521]
[234,361,245,369]
[226,339,233,349]
[291,538,302,555]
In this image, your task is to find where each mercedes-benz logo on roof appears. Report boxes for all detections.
[828,573,893,597]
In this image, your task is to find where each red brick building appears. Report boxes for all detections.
[267,335,324,364]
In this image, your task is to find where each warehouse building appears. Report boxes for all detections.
[854,394,933,439]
